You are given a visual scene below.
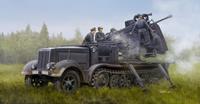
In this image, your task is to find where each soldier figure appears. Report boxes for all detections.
[132,15,151,47]
[82,27,97,45]
[106,28,117,41]
[96,27,105,42]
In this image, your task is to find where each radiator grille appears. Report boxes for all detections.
[37,51,50,70]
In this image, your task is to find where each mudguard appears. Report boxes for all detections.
[52,60,83,79]
[22,60,37,75]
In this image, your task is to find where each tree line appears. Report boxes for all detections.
[0,24,199,64]
[0,24,83,64]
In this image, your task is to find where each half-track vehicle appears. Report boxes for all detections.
[22,13,174,93]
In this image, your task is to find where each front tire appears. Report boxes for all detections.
[56,70,80,93]
[25,75,48,87]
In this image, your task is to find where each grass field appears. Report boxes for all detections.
[0,64,200,104]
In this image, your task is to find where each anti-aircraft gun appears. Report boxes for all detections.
[110,14,173,59]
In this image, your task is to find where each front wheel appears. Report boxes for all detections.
[56,70,80,93]
[25,75,48,87]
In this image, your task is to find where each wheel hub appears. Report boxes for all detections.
[63,76,76,91]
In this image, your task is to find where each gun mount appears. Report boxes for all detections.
[109,14,172,60]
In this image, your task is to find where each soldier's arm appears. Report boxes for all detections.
[82,34,90,45]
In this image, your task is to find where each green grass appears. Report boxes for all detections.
[0,64,200,104]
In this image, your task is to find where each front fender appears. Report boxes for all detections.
[51,60,82,77]
[22,60,37,75]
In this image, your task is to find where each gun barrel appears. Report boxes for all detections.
[154,15,172,24]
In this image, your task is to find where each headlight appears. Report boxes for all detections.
[46,62,56,70]
[31,64,37,70]
[118,52,122,56]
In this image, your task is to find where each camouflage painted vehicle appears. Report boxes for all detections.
[22,13,174,93]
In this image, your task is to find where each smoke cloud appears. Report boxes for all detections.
[152,0,200,74]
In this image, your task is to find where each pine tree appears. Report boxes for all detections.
[40,23,49,47]
[0,32,4,41]
[73,29,83,44]
[25,24,32,34]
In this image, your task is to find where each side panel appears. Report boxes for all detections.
[69,52,89,70]
[89,43,118,65]
[125,20,135,27]
[54,47,90,70]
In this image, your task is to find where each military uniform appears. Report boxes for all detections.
[82,28,97,45]
[96,32,105,42]
[132,18,151,47]
[96,27,105,42]
[82,33,97,44]
[105,28,117,41]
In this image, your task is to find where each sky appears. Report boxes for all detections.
[0,0,200,40]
